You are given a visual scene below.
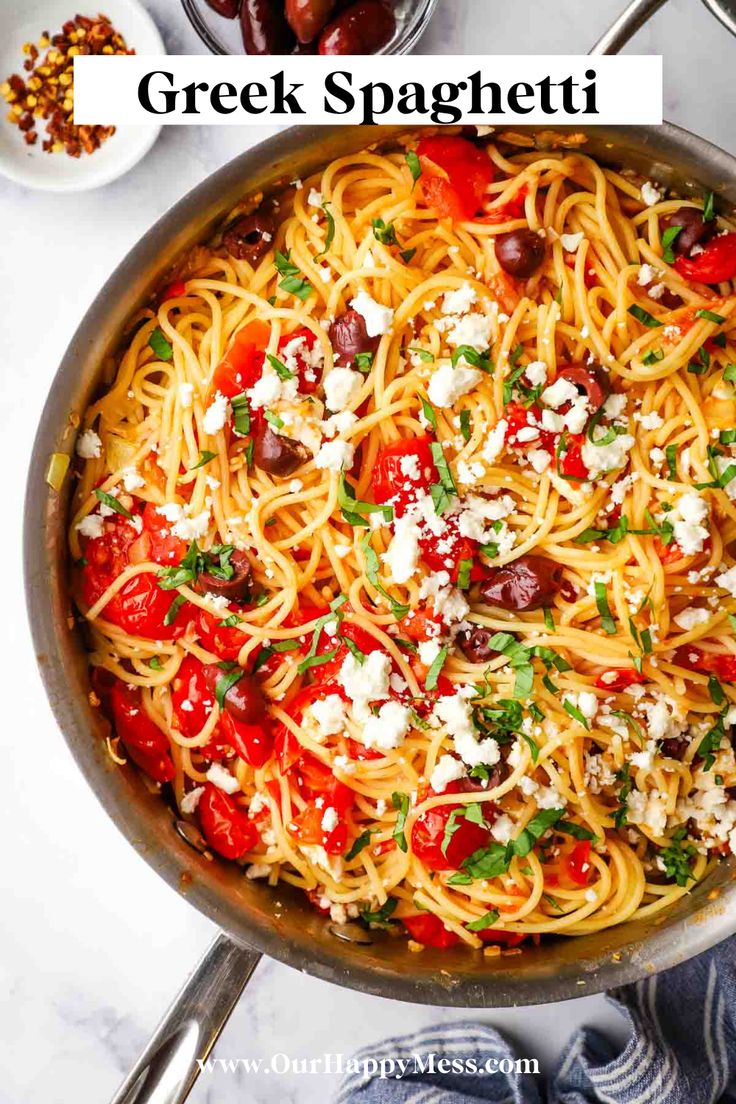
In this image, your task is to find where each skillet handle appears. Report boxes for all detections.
[589,0,670,53]
[109,932,262,1104]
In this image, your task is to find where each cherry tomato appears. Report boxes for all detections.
[412,788,493,872]
[594,668,647,692]
[290,800,349,855]
[674,233,736,284]
[479,184,528,224]
[564,841,592,886]
[198,783,258,860]
[674,646,736,682]
[220,710,273,769]
[311,621,385,682]
[372,436,437,517]
[160,279,187,302]
[133,502,188,566]
[653,537,685,564]
[171,654,216,739]
[403,913,461,948]
[504,403,555,453]
[557,434,589,481]
[277,326,321,394]
[196,606,245,662]
[475,928,527,947]
[399,606,445,643]
[211,320,271,399]
[419,517,481,585]
[109,678,175,784]
[80,511,188,640]
[563,251,599,289]
[417,136,495,222]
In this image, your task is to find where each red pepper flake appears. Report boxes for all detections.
[1,14,134,158]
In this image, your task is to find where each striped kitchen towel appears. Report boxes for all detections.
[336,937,736,1103]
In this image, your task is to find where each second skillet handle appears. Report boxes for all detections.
[589,0,670,53]
[109,932,262,1104]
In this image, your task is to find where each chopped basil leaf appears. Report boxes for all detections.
[696,308,726,325]
[628,304,662,328]
[400,248,417,264]
[163,593,187,626]
[466,909,500,932]
[297,647,339,673]
[392,792,410,852]
[703,191,715,222]
[420,395,437,432]
[231,393,251,437]
[661,225,683,264]
[543,607,555,631]
[345,829,375,861]
[354,351,374,373]
[430,442,458,495]
[659,828,696,887]
[218,613,243,628]
[642,347,664,366]
[665,443,678,480]
[430,482,452,516]
[614,764,632,828]
[708,675,725,706]
[724,364,736,383]
[264,410,284,429]
[342,635,366,664]
[405,151,422,185]
[511,807,565,858]
[338,475,391,527]
[425,645,449,692]
[149,328,173,361]
[190,450,217,470]
[595,580,616,635]
[563,698,589,728]
[360,896,397,926]
[557,820,596,841]
[408,346,434,363]
[214,663,244,709]
[316,201,335,258]
[451,345,493,373]
[266,352,294,381]
[372,218,398,246]
[148,656,163,671]
[361,535,409,619]
[459,409,472,442]
[94,488,133,519]
[456,558,472,590]
[274,249,313,301]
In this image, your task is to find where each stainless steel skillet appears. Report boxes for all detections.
[24,122,736,1104]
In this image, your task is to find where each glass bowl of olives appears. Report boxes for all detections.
[181,0,439,55]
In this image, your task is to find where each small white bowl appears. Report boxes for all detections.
[0,0,164,192]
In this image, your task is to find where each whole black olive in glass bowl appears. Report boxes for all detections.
[181,0,439,54]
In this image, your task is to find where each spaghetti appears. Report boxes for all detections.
[69,130,736,952]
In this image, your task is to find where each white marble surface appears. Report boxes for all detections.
[1,1,735,1101]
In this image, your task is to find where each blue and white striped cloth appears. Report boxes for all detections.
[336,937,736,1104]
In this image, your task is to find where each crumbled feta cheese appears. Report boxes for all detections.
[361,700,413,751]
[203,391,229,435]
[626,788,667,836]
[350,291,394,337]
[76,429,102,459]
[76,514,105,539]
[324,367,363,412]
[307,188,323,207]
[641,181,663,207]
[525,360,547,387]
[581,433,635,478]
[434,688,500,768]
[669,491,710,555]
[482,419,508,463]
[716,566,736,597]
[321,806,339,832]
[339,651,391,722]
[179,382,194,408]
[560,231,584,252]
[181,786,205,815]
[315,440,355,472]
[528,449,552,474]
[673,607,711,632]
[442,283,477,315]
[427,362,482,408]
[429,754,467,793]
[308,694,348,738]
[206,763,241,795]
[541,377,579,409]
[382,515,422,584]
[121,467,145,492]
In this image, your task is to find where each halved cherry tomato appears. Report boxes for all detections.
[211,320,271,399]
[198,782,258,860]
[290,801,349,855]
[557,435,589,482]
[504,403,555,453]
[594,668,647,692]
[311,621,385,682]
[653,537,685,564]
[403,913,460,948]
[399,606,445,643]
[673,645,736,682]
[674,233,736,284]
[419,519,482,585]
[417,136,495,222]
[196,606,245,662]
[564,841,592,886]
[109,678,175,784]
[412,786,493,872]
[171,654,215,739]
[372,436,437,517]
[131,502,188,566]
[220,710,273,769]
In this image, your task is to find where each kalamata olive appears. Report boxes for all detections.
[318,0,395,53]
[557,363,610,411]
[658,287,683,310]
[205,0,241,16]
[456,626,498,664]
[241,0,295,53]
[222,212,276,264]
[286,0,336,43]
[495,229,545,278]
[456,768,503,793]
[253,422,309,476]
[661,207,716,258]
[479,555,562,612]
[203,664,266,724]
[661,737,688,759]
[329,309,381,367]
[198,549,252,601]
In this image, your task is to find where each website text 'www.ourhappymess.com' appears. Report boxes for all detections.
[196,1053,540,1079]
